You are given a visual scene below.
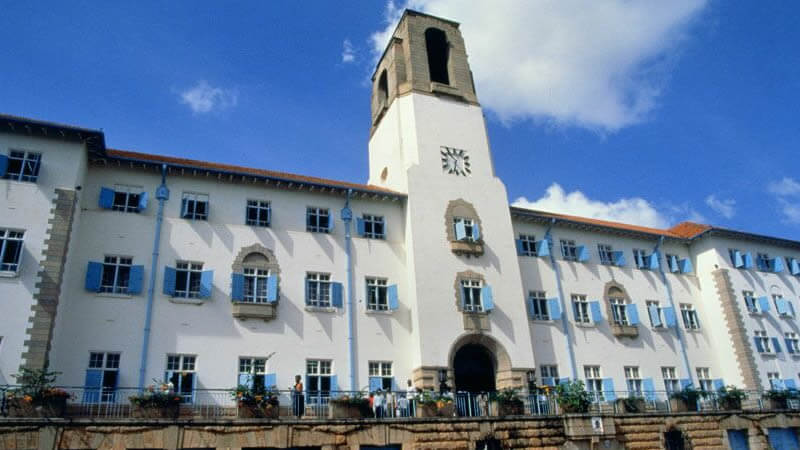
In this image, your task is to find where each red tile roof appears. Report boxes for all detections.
[106,149,404,197]
[511,206,689,239]
[667,222,713,239]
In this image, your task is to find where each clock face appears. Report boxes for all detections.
[440,147,471,176]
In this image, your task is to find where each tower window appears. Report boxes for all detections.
[377,70,388,106]
[425,28,450,85]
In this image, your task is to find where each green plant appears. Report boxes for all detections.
[717,385,746,402]
[491,387,522,404]
[417,390,454,407]
[6,368,71,405]
[129,380,182,408]
[621,396,646,412]
[764,389,798,401]
[555,380,591,413]
[231,384,279,407]
[669,386,707,403]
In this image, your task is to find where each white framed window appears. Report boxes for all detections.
[584,366,603,401]
[453,217,476,241]
[680,304,700,330]
[755,330,771,353]
[243,268,269,303]
[0,229,24,273]
[246,200,271,227]
[572,294,589,324]
[696,368,712,392]
[181,192,209,220]
[633,249,648,269]
[362,214,385,239]
[529,291,549,320]
[461,279,483,312]
[166,354,196,403]
[111,185,143,213]
[306,359,332,400]
[368,361,393,390]
[4,150,41,182]
[786,332,800,354]
[756,252,771,271]
[767,372,781,388]
[175,261,203,298]
[366,277,388,311]
[610,297,629,325]
[540,365,559,384]
[306,207,331,233]
[519,234,537,256]
[598,244,614,265]
[662,367,679,394]
[742,290,758,313]
[306,272,331,307]
[101,256,133,294]
[646,300,663,328]
[239,357,268,392]
[625,366,642,396]
[88,352,120,403]
[560,239,577,261]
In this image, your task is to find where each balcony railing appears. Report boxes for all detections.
[1,386,798,420]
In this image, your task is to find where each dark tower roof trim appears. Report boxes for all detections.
[0,113,106,156]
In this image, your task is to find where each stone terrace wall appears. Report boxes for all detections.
[1,412,799,450]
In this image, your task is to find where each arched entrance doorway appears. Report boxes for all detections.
[453,343,496,392]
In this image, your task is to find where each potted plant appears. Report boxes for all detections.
[129,380,182,418]
[491,388,524,416]
[415,391,455,418]
[616,396,646,413]
[669,387,706,412]
[555,380,591,414]
[5,368,71,418]
[716,385,746,411]
[329,391,371,419]
[232,384,280,419]
[763,389,798,410]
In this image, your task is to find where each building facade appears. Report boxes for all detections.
[1,10,800,404]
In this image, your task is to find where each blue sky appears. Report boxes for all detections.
[1,1,799,238]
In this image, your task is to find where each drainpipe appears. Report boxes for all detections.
[546,219,579,380]
[341,189,356,392]
[138,164,169,389]
[655,236,694,386]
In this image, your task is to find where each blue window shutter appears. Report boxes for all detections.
[642,378,656,401]
[679,378,692,390]
[163,266,176,296]
[571,300,579,322]
[387,284,399,310]
[266,275,278,302]
[541,377,554,386]
[679,258,693,274]
[231,273,245,301]
[482,285,494,311]
[238,373,253,388]
[602,378,616,401]
[669,255,679,273]
[526,298,535,319]
[648,305,662,327]
[770,379,785,391]
[776,298,788,315]
[785,379,797,390]
[713,379,725,391]
[626,303,639,325]
[754,336,764,353]
[515,239,525,256]
[612,251,626,266]
[773,337,782,353]
[548,298,561,320]
[791,258,800,276]
[0,154,7,176]
[99,187,115,209]
[369,376,382,392]
[743,252,753,269]
[128,265,144,294]
[454,221,466,241]
[732,250,744,268]
[264,373,277,389]
[773,257,785,273]
[181,198,190,218]
[330,375,338,397]
[137,191,149,212]
[331,282,343,308]
[327,216,335,233]
[356,218,365,236]
[589,301,603,323]
[663,307,677,327]
[199,270,213,298]
[191,373,197,403]
[648,253,660,270]
[85,261,103,292]
[786,339,795,354]
[727,430,748,450]
[537,239,550,257]
[471,223,481,241]
[577,245,590,262]
[758,296,770,313]
[83,369,103,403]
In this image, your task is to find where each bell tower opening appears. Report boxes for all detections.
[377,69,389,106]
[425,27,450,85]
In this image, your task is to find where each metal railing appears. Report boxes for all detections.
[1,386,798,420]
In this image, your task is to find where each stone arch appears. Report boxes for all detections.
[447,333,514,390]
[231,243,281,276]
[443,198,482,241]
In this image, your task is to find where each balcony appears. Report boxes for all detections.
[611,322,639,338]
[231,301,276,321]
[450,240,484,257]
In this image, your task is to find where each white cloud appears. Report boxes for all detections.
[512,183,669,228]
[705,195,736,219]
[179,80,238,114]
[768,177,800,224]
[371,0,707,131]
[342,39,356,63]
[768,177,800,197]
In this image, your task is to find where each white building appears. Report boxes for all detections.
[1,10,800,403]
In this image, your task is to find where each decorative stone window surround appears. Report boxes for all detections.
[604,281,638,338]
[454,270,489,331]
[230,244,281,321]
[444,198,484,256]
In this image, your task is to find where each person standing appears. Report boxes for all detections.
[293,375,304,418]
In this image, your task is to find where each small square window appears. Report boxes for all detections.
[367,277,388,311]
[518,234,538,256]
[246,200,271,227]
[0,229,24,273]
[307,207,331,233]
[4,151,41,182]
[560,240,577,261]
[362,214,385,239]
[598,244,613,265]
[181,193,209,220]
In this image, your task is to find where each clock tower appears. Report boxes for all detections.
[367,10,535,389]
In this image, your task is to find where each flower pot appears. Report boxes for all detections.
[764,398,788,410]
[416,402,455,418]
[329,400,369,419]
[7,396,68,418]
[669,397,698,412]
[718,397,742,411]
[617,398,646,413]
[238,402,280,419]
[492,399,524,416]
[131,404,180,419]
